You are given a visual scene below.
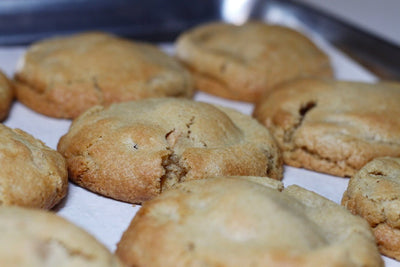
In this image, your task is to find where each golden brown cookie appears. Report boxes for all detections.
[14,32,193,119]
[0,124,67,209]
[58,98,282,204]
[175,21,332,102]
[342,157,400,260]
[253,78,400,177]
[116,177,382,267]
[0,206,124,267]
[0,70,13,121]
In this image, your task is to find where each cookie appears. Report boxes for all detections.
[116,177,382,267]
[57,98,283,203]
[0,124,67,209]
[175,21,332,102]
[253,78,400,177]
[0,206,124,267]
[14,32,193,119]
[342,157,400,260]
[0,70,13,121]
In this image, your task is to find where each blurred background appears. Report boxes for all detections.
[1,0,399,79]
[0,0,399,45]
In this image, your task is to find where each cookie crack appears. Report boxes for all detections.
[296,145,356,176]
[160,129,189,193]
[72,135,104,183]
[365,196,400,227]
[283,101,317,143]
[261,148,276,178]
[184,115,208,147]
[368,170,385,177]
[160,116,207,192]
[186,116,195,139]
[92,76,105,105]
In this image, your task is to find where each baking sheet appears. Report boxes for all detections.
[0,24,397,266]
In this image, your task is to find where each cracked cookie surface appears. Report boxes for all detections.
[0,206,124,267]
[14,32,193,119]
[0,71,13,121]
[116,177,382,267]
[0,124,67,209]
[253,78,400,177]
[175,21,332,102]
[342,157,400,260]
[58,98,283,203]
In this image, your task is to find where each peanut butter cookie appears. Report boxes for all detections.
[0,206,124,267]
[0,70,13,121]
[15,32,193,118]
[0,124,67,209]
[116,177,382,267]
[58,98,282,203]
[176,21,332,102]
[342,157,400,260]
[253,78,400,177]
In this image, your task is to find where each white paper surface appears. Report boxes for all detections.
[0,32,397,266]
